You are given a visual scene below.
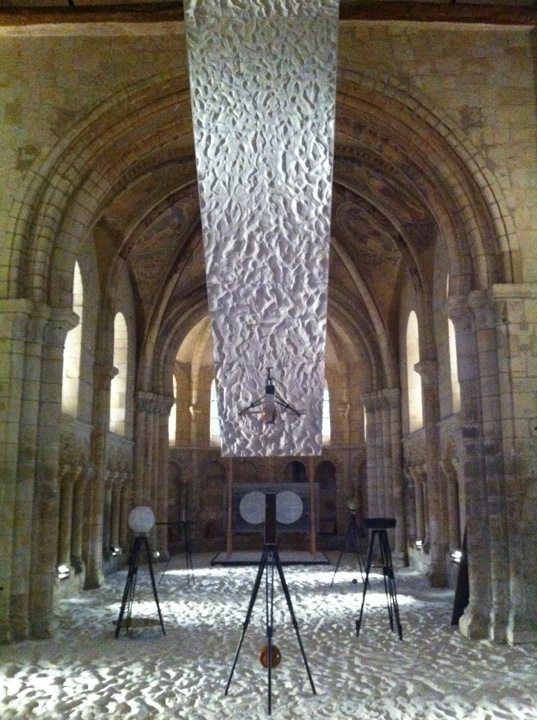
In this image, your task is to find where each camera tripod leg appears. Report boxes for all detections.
[144,536,166,635]
[115,537,141,638]
[273,548,316,695]
[355,529,375,637]
[225,548,268,695]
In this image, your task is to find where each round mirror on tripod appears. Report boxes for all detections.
[128,506,156,535]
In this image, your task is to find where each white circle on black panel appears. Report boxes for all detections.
[239,491,265,525]
[276,491,303,525]
[128,506,155,534]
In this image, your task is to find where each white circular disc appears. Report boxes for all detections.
[239,491,266,525]
[276,491,303,525]
[128,506,155,534]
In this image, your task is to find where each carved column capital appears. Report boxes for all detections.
[447,295,474,332]
[414,359,438,387]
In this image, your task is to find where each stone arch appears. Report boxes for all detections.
[336,69,518,292]
[6,71,193,305]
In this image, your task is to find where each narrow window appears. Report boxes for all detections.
[61,261,83,416]
[406,310,423,432]
[209,378,220,445]
[322,383,331,445]
[110,312,128,435]
[169,374,177,446]
[448,318,461,414]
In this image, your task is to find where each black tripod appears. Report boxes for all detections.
[115,534,166,638]
[225,494,316,715]
[355,518,402,640]
[330,510,365,587]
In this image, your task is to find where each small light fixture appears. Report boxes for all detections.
[346,497,359,512]
[128,506,156,535]
[109,546,122,557]
[415,539,423,550]
[57,564,70,580]
[239,367,301,425]
[450,549,463,564]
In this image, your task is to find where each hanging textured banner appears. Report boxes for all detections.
[185,0,339,456]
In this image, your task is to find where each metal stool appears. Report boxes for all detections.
[355,517,402,640]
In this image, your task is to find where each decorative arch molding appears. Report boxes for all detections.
[336,68,519,291]
[6,71,193,304]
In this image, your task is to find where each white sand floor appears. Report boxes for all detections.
[1,552,536,720]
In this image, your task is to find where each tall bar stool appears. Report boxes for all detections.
[355,517,403,640]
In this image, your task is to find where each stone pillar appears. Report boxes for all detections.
[440,459,461,550]
[155,395,174,556]
[119,476,132,550]
[402,467,416,543]
[132,392,173,554]
[110,473,123,549]
[415,359,448,587]
[85,362,115,589]
[379,395,393,518]
[57,465,81,567]
[134,392,155,505]
[362,393,380,518]
[448,295,491,639]
[492,284,537,644]
[469,290,510,642]
[71,465,92,572]
[102,469,114,553]
[29,308,76,638]
[382,388,406,560]
[409,466,426,543]
[0,300,42,641]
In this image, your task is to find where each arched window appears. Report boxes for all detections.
[61,261,83,417]
[322,383,331,445]
[406,310,423,432]
[110,312,129,435]
[209,378,220,446]
[169,374,177,446]
[448,318,461,414]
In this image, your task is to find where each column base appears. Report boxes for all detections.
[459,605,489,639]
[0,620,12,644]
[506,610,537,645]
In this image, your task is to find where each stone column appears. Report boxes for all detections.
[85,362,115,589]
[470,290,510,642]
[440,459,461,550]
[381,388,406,560]
[415,359,448,586]
[402,467,416,543]
[155,395,174,556]
[362,392,380,518]
[57,464,82,567]
[492,284,537,644]
[409,466,425,543]
[448,295,491,639]
[0,299,44,641]
[110,473,123,549]
[29,308,76,638]
[71,465,92,572]
[119,476,132,550]
[102,468,114,553]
